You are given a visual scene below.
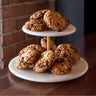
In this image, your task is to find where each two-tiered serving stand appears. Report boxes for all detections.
[8,24,88,83]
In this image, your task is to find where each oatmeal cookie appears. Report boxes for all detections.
[44,10,66,31]
[16,44,44,69]
[33,50,56,72]
[40,37,56,51]
[25,19,47,31]
[55,44,80,64]
[30,9,49,20]
[51,60,72,75]
[64,17,70,27]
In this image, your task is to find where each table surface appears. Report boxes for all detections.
[0,32,96,95]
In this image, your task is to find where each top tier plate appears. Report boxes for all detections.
[22,24,76,37]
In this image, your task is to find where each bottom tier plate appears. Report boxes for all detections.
[8,56,88,83]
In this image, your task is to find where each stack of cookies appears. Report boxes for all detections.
[25,9,70,32]
[16,38,80,75]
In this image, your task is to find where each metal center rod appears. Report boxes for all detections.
[47,36,50,50]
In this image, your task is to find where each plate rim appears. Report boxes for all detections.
[8,56,88,83]
[22,24,76,37]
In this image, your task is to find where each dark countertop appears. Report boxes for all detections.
[0,32,96,95]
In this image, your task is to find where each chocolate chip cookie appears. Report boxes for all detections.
[25,19,47,31]
[40,37,56,51]
[16,44,44,69]
[33,50,56,72]
[30,9,49,20]
[44,10,66,31]
[51,60,72,75]
[64,17,70,27]
[55,44,80,64]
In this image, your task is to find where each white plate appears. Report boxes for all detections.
[22,24,76,37]
[8,56,88,83]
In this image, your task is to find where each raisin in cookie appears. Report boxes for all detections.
[33,50,56,72]
[55,44,80,64]
[16,44,44,69]
[25,19,47,31]
[51,60,72,75]
[44,10,66,31]
[40,37,56,51]
[30,9,49,20]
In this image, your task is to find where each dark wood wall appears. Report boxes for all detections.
[84,0,96,35]
[55,0,84,42]
[55,0,96,35]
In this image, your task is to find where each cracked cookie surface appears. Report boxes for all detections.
[51,60,72,75]
[16,44,44,69]
[30,9,49,20]
[33,50,56,72]
[55,44,80,64]
[44,10,66,31]
[25,19,47,31]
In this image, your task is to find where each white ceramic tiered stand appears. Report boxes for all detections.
[8,24,88,83]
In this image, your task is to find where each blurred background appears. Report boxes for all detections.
[56,0,96,35]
